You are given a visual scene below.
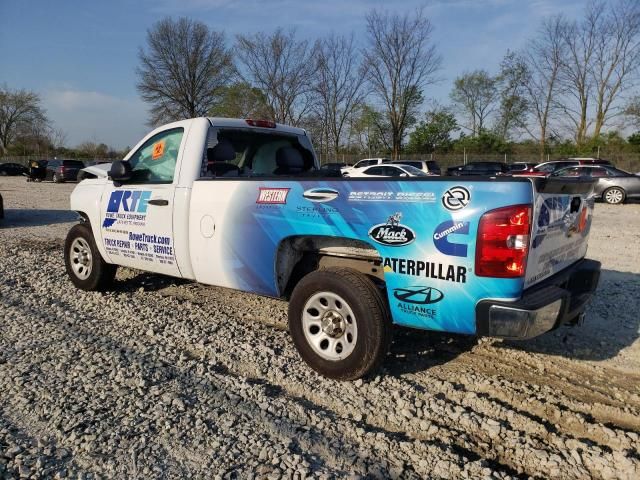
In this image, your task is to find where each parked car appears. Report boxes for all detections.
[390,160,440,175]
[447,161,510,176]
[44,159,86,182]
[319,162,347,174]
[518,159,613,177]
[63,117,601,380]
[345,164,428,178]
[0,162,28,176]
[77,161,112,181]
[550,165,640,204]
[341,157,390,175]
[508,162,537,172]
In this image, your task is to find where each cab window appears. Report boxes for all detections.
[128,128,184,183]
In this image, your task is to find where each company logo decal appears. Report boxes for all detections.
[348,191,436,202]
[433,220,470,257]
[368,212,416,247]
[103,190,151,228]
[393,286,444,304]
[442,186,470,211]
[303,188,339,202]
[382,257,467,283]
[257,188,290,204]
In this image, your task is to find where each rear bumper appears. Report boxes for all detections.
[475,258,601,339]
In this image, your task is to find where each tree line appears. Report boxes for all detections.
[1,1,639,161]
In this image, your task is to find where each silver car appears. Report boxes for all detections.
[551,165,640,204]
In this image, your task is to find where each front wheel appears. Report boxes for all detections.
[603,187,625,205]
[64,223,117,290]
[289,267,392,380]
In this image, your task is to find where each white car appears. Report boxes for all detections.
[340,157,390,176]
[345,164,428,178]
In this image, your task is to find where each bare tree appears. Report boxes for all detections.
[313,34,368,157]
[364,9,441,159]
[522,16,567,160]
[590,0,640,138]
[136,17,234,126]
[450,70,499,136]
[236,29,316,126]
[0,86,47,154]
[495,51,529,140]
[47,126,68,150]
[559,3,602,145]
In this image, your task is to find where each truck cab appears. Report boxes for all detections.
[65,117,601,380]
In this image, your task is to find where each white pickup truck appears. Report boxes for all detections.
[65,117,601,380]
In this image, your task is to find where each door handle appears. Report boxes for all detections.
[148,199,169,206]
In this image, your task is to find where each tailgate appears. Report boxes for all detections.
[525,177,596,288]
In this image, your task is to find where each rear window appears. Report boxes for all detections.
[426,161,439,170]
[62,160,85,168]
[203,127,315,177]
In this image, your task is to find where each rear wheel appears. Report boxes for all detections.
[603,187,625,205]
[289,267,391,380]
[64,223,116,290]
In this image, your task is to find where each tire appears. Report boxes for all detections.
[53,173,62,183]
[603,187,625,205]
[289,267,392,380]
[64,223,117,291]
[0,171,7,176]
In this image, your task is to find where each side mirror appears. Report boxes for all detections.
[109,160,132,184]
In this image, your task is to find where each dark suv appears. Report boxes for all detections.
[447,161,509,176]
[45,159,86,182]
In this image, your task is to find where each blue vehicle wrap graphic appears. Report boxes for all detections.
[213,180,534,335]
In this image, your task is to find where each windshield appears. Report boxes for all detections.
[401,165,428,176]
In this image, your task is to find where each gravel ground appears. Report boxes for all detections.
[1,175,639,479]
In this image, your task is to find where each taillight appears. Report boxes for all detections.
[245,119,276,128]
[475,204,532,278]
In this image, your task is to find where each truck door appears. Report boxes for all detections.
[98,127,184,277]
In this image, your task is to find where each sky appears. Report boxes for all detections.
[0,0,589,149]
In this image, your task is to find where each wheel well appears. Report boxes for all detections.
[275,236,384,298]
[75,211,90,224]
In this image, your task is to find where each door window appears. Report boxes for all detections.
[365,166,385,175]
[127,128,184,183]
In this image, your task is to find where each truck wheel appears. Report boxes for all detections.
[64,223,116,291]
[603,187,625,205]
[289,267,392,380]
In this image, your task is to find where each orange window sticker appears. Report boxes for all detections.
[152,140,165,160]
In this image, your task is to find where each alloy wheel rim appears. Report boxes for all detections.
[606,189,622,204]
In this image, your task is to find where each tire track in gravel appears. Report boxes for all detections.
[2,239,639,479]
[457,348,640,429]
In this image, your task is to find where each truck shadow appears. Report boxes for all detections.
[496,269,639,362]
[0,209,78,228]
[384,328,475,376]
